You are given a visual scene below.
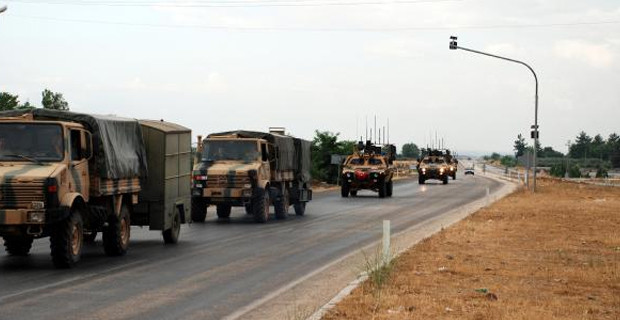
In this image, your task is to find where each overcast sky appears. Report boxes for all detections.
[0,0,618,155]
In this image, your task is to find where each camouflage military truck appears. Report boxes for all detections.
[191,129,312,223]
[417,149,450,185]
[0,109,191,268]
[340,141,396,198]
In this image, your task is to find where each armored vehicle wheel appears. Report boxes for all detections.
[378,180,387,198]
[253,188,269,223]
[418,176,425,184]
[275,189,289,220]
[191,197,207,223]
[50,208,84,268]
[3,236,33,256]
[294,202,306,216]
[245,203,253,215]
[103,205,130,256]
[340,183,350,198]
[163,209,181,244]
[452,173,456,180]
[386,180,393,197]
[217,204,232,219]
[350,190,357,197]
[443,175,449,185]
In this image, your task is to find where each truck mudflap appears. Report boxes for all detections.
[292,188,312,202]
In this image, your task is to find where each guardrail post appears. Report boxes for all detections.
[382,220,391,265]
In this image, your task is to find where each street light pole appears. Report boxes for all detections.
[449,36,539,192]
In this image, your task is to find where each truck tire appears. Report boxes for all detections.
[378,180,387,198]
[386,180,393,197]
[103,205,130,256]
[216,204,232,219]
[340,183,350,198]
[274,189,289,220]
[443,175,449,185]
[163,209,181,244]
[3,236,33,256]
[350,190,357,197]
[191,197,207,223]
[253,188,269,223]
[294,202,306,216]
[50,208,84,268]
[452,173,456,180]
[418,176,425,184]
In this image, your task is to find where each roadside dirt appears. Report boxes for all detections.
[323,178,620,319]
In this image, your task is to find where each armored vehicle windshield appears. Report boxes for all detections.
[0,123,64,161]
[202,140,259,162]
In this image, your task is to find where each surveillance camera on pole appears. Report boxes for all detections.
[449,36,458,50]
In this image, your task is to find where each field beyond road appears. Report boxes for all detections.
[324,179,620,319]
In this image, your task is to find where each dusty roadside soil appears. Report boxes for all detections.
[324,179,620,319]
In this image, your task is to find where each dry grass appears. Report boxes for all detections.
[324,179,620,319]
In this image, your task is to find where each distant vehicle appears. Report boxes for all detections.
[417,155,450,184]
[464,167,475,175]
[340,141,396,198]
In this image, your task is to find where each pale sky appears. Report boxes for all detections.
[0,0,618,155]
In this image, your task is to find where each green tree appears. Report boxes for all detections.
[311,131,355,184]
[570,131,592,159]
[539,146,563,158]
[513,134,527,158]
[17,100,36,110]
[608,133,620,168]
[401,143,420,159]
[41,89,69,110]
[500,155,516,167]
[0,92,19,111]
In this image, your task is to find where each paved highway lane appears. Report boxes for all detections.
[0,174,502,320]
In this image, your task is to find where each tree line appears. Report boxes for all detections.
[0,89,70,111]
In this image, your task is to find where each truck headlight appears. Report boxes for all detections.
[440,168,445,174]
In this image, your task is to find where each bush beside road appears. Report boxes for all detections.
[324,179,620,319]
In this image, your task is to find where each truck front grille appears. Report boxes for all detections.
[0,181,46,209]
[207,175,251,188]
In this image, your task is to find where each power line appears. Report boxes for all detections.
[7,14,620,31]
[5,0,462,8]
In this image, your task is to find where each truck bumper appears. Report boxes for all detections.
[0,207,69,225]
[193,187,253,206]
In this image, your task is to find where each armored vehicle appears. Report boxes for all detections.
[191,129,312,223]
[417,149,450,185]
[0,109,191,268]
[340,141,395,198]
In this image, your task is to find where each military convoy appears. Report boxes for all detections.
[417,148,458,184]
[340,141,396,198]
[0,109,191,268]
[191,129,312,223]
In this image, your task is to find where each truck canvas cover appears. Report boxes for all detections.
[207,130,311,182]
[0,109,147,179]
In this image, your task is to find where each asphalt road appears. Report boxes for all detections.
[0,173,501,320]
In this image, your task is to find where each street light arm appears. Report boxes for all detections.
[456,46,538,88]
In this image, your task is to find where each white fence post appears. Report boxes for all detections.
[382,220,391,265]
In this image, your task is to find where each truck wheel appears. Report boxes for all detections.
[191,197,207,223]
[253,188,269,223]
[103,205,130,256]
[274,189,289,220]
[443,175,449,185]
[50,208,84,268]
[3,236,34,256]
[216,204,232,219]
[350,190,357,197]
[340,183,350,198]
[244,203,252,215]
[452,173,456,180]
[418,176,425,184]
[163,209,181,244]
[294,202,306,216]
[386,180,393,197]
[378,180,387,198]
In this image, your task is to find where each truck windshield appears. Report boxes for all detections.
[202,140,259,162]
[0,123,64,162]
